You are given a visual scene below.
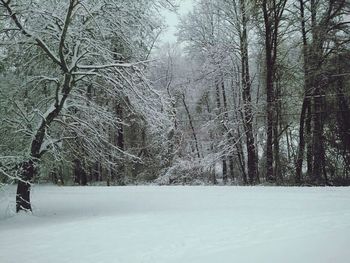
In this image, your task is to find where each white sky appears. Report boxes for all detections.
[159,0,194,44]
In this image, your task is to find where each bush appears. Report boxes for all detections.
[155,159,211,185]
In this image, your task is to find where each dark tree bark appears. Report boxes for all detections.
[310,0,326,184]
[262,2,275,183]
[335,57,350,171]
[221,79,230,184]
[274,80,282,183]
[311,83,325,184]
[295,0,313,184]
[228,155,235,181]
[261,0,287,183]
[314,0,349,184]
[74,159,87,185]
[236,132,248,184]
[93,161,101,182]
[306,104,313,179]
[222,159,228,184]
[16,161,35,212]
[295,98,310,184]
[231,68,249,184]
[239,0,259,184]
[182,93,201,158]
[273,109,281,183]
[115,102,125,185]
[116,103,124,151]
[74,160,81,184]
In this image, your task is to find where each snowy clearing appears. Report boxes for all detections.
[1,186,350,263]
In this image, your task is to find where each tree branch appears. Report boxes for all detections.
[1,0,62,68]
[59,0,78,72]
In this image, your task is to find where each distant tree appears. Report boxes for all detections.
[295,0,350,184]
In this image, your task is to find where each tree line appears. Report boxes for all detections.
[153,0,350,185]
[0,0,349,212]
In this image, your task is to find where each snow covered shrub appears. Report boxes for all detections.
[155,159,211,185]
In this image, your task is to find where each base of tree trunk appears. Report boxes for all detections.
[16,180,32,212]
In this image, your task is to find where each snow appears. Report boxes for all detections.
[1,186,350,263]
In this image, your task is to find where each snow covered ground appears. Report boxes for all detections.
[1,186,350,263]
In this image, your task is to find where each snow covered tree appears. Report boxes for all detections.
[0,0,173,211]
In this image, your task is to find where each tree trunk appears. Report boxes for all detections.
[74,159,87,185]
[261,0,286,183]
[295,97,310,184]
[229,155,235,182]
[273,114,281,183]
[274,81,282,183]
[237,137,248,184]
[306,104,313,178]
[310,0,326,185]
[221,78,230,185]
[295,0,312,184]
[222,159,228,184]
[182,93,201,158]
[240,0,258,185]
[311,86,325,184]
[211,169,217,185]
[115,102,125,185]
[16,160,35,212]
[262,1,275,183]
[215,78,225,179]
[265,49,274,182]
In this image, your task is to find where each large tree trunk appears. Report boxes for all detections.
[261,0,286,183]
[16,160,35,212]
[311,79,325,184]
[16,134,43,212]
[295,0,313,184]
[295,0,307,184]
[240,0,258,185]
[310,0,326,185]
[262,1,275,183]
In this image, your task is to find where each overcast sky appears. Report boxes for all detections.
[159,0,193,44]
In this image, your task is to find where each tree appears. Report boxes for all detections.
[295,0,350,184]
[218,0,260,184]
[0,0,172,211]
[177,0,251,184]
[260,0,287,182]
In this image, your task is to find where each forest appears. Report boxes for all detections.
[0,0,350,213]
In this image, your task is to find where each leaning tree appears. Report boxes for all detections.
[0,0,173,212]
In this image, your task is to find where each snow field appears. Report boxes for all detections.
[0,186,350,263]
